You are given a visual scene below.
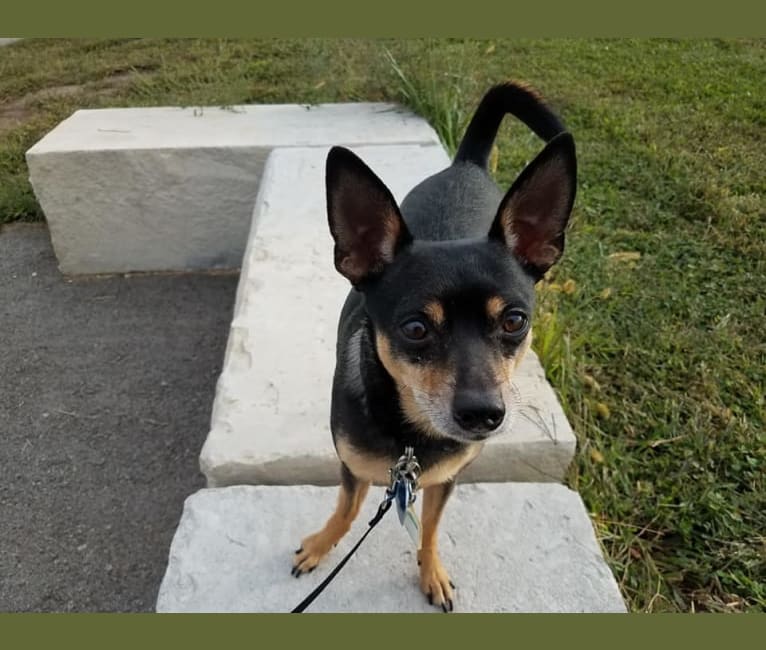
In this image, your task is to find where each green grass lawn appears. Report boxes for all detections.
[1,38,763,612]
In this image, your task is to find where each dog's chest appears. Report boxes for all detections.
[336,438,483,488]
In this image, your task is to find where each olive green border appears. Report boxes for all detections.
[1,613,765,647]
[2,1,765,646]
[1,0,764,36]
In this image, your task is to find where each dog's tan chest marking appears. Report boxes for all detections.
[419,442,483,487]
[336,437,482,488]
[335,438,391,484]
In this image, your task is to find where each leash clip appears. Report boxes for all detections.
[388,446,420,494]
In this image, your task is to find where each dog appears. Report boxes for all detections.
[291,82,577,612]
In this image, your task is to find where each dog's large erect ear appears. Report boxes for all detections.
[489,132,577,280]
[326,146,412,286]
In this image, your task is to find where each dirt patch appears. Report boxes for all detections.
[0,99,29,132]
[0,74,139,134]
[0,84,84,132]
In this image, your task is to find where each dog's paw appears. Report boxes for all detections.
[291,530,334,577]
[418,548,455,612]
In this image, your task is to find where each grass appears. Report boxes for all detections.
[1,38,764,612]
[384,47,472,154]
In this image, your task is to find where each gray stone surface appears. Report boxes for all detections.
[200,145,575,488]
[0,223,237,611]
[156,483,626,613]
[25,104,440,275]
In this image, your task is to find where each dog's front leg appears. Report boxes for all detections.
[292,463,370,576]
[418,480,456,612]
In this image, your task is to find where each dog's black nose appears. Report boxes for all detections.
[452,390,505,434]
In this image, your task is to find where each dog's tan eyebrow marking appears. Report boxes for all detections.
[486,296,506,320]
[423,300,445,327]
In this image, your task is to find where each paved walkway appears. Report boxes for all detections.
[0,224,237,611]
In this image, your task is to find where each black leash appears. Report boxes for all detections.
[290,446,421,613]
[291,496,393,613]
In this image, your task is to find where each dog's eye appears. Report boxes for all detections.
[502,310,528,336]
[401,319,429,341]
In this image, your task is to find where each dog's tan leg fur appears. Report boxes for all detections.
[418,481,456,611]
[292,474,370,575]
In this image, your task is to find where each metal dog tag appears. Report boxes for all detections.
[394,478,412,525]
[403,503,422,546]
[389,446,422,545]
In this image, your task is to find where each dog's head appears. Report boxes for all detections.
[326,136,576,443]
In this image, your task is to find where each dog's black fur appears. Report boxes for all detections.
[292,82,577,612]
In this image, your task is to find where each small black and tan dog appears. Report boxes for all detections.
[292,82,577,611]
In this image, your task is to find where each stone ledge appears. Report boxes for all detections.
[199,145,575,488]
[25,104,440,274]
[156,483,626,613]
[26,104,440,153]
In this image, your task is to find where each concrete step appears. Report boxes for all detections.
[200,144,575,487]
[156,483,626,613]
[26,103,440,274]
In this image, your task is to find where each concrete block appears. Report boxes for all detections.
[156,483,626,613]
[26,103,440,274]
[199,145,575,487]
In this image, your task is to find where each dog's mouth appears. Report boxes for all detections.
[448,430,492,443]
[457,425,502,442]
[433,418,506,444]
[448,417,505,442]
